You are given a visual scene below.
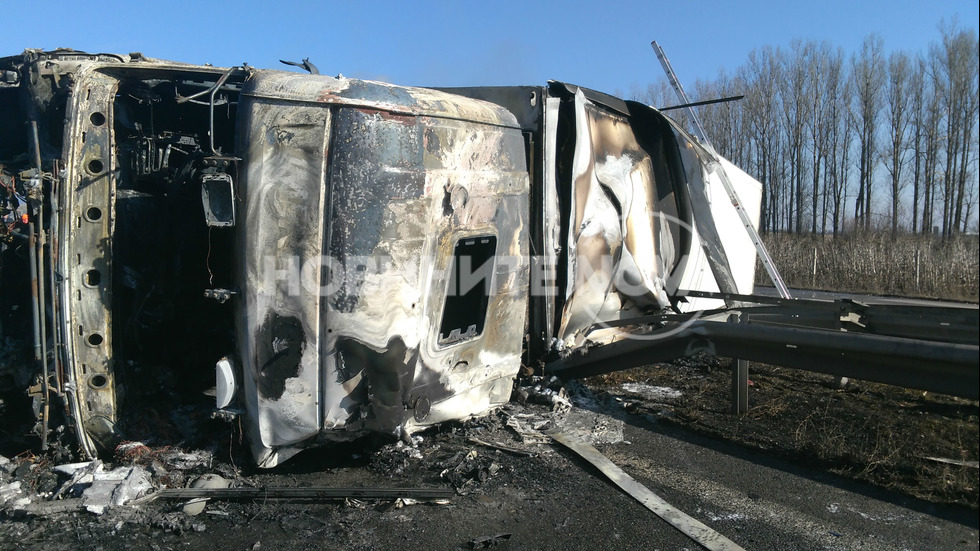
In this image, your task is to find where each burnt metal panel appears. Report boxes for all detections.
[318,108,530,437]
[61,69,121,456]
[556,89,684,347]
[548,81,630,116]
[238,93,331,466]
[437,86,545,132]
[237,72,529,466]
[242,70,520,129]
[435,86,558,363]
[662,120,739,297]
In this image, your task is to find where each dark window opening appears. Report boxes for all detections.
[109,71,242,443]
[439,236,497,345]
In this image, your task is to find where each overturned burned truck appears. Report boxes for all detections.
[2,50,977,467]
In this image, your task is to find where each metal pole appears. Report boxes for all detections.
[915,249,920,292]
[651,41,791,299]
[27,221,43,375]
[651,41,710,146]
[48,159,64,390]
[812,247,817,288]
[729,314,749,414]
[29,121,51,450]
[207,66,237,155]
[732,359,749,415]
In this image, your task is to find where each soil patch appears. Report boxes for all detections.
[585,356,980,508]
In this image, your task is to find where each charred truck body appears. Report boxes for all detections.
[2,50,976,467]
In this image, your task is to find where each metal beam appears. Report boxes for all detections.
[546,309,980,400]
[550,430,745,551]
[150,486,455,501]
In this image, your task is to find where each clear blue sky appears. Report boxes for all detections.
[2,1,977,96]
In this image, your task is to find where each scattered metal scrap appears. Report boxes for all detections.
[466,437,535,457]
[920,456,980,469]
[468,532,512,549]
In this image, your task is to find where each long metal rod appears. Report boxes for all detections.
[208,66,238,155]
[651,41,709,146]
[36,198,50,451]
[550,431,745,551]
[27,220,43,387]
[48,159,64,390]
[150,486,455,500]
[651,41,790,299]
[29,121,51,451]
[659,95,745,112]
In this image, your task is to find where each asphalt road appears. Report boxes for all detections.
[595,411,978,550]
[39,401,975,551]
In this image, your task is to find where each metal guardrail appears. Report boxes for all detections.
[545,292,980,401]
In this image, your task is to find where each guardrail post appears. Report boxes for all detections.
[729,313,749,414]
[732,358,749,414]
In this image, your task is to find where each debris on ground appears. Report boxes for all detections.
[512,376,571,414]
[439,449,502,495]
[466,437,535,457]
[0,374,578,534]
[554,408,626,446]
[552,380,626,445]
[620,382,683,402]
[504,414,551,445]
[0,366,972,550]
[371,436,425,477]
[80,464,154,515]
[468,532,512,549]
[181,474,232,516]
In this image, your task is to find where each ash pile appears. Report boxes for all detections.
[0,374,621,544]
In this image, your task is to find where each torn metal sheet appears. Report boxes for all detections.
[557,89,680,346]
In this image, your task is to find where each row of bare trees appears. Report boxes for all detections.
[639,24,979,237]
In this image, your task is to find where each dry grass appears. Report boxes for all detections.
[587,362,980,508]
[757,232,979,302]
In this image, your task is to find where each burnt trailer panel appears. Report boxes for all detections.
[236,71,529,466]
[444,83,760,350]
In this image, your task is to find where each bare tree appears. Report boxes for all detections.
[836,87,856,235]
[885,50,913,237]
[909,57,927,233]
[741,47,784,233]
[781,40,813,233]
[931,23,980,237]
[822,47,850,236]
[666,23,978,236]
[807,42,830,234]
[852,35,886,231]
[921,69,943,234]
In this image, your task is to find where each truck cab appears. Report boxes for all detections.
[0,50,760,465]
